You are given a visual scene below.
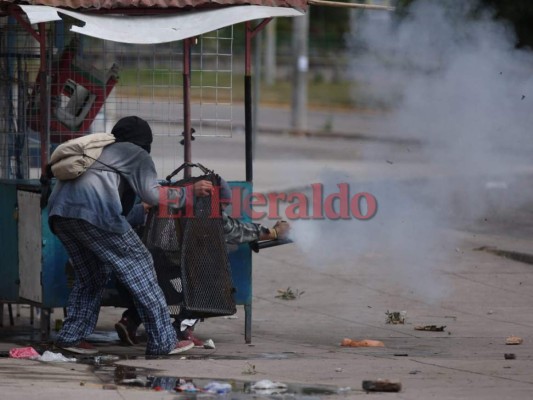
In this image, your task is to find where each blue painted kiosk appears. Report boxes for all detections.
[0,2,304,342]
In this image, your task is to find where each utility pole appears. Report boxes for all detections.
[264,19,277,86]
[290,12,309,135]
[252,29,262,158]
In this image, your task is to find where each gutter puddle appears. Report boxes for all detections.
[87,364,344,398]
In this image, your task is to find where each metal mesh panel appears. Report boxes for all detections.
[143,174,236,319]
[0,17,234,180]
[0,18,42,180]
[180,193,236,317]
[143,205,185,315]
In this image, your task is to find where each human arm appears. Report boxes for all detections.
[125,202,151,227]
[223,213,290,244]
[120,147,213,207]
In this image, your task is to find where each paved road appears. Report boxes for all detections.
[2,107,533,399]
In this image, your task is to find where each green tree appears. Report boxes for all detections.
[397,0,533,49]
[483,0,533,48]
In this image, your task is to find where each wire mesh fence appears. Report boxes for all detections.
[0,16,234,179]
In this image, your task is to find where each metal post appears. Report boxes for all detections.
[290,13,309,135]
[264,19,277,86]
[38,23,49,175]
[40,307,51,341]
[244,304,252,344]
[252,29,262,161]
[245,23,253,183]
[7,303,14,326]
[244,18,272,183]
[183,38,192,178]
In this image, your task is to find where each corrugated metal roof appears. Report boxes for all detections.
[1,0,307,11]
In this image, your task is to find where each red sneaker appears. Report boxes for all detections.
[178,327,205,348]
[168,340,194,355]
[57,340,98,355]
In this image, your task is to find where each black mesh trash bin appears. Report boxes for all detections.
[143,171,236,319]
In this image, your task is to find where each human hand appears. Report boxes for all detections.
[193,180,213,197]
[141,202,152,213]
[272,220,291,240]
[260,220,291,241]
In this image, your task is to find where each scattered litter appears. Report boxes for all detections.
[251,379,288,395]
[204,381,232,394]
[444,315,457,320]
[409,370,421,375]
[83,355,120,365]
[203,339,216,349]
[9,347,40,359]
[505,336,523,345]
[176,382,200,392]
[39,351,76,362]
[385,310,406,324]
[223,315,239,319]
[487,310,494,315]
[414,325,446,332]
[341,338,385,347]
[242,362,257,375]
[386,160,394,165]
[120,378,148,387]
[337,387,351,393]
[335,368,343,372]
[275,287,304,300]
[504,353,516,360]
[362,379,401,392]
[394,353,408,357]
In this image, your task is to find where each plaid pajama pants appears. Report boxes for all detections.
[52,217,177,355]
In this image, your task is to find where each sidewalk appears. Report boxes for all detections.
[1,218,533,399]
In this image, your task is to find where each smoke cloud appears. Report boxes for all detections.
[289,0,533,301]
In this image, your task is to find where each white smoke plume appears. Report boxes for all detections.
[289,0,533,301]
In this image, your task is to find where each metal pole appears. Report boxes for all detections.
[244,18,271,183]
[245,23,253,183]
[38,23,48,175]
[183,38,192,178]
[252,29,262,161]
[308,0,395,11]
[264,19,277,86]
[290,13,309,135]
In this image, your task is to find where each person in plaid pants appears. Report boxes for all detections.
[48,116,212,355]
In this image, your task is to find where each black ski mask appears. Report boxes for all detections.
[112,116,153,153]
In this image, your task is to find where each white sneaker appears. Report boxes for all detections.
[168,340,194,355]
